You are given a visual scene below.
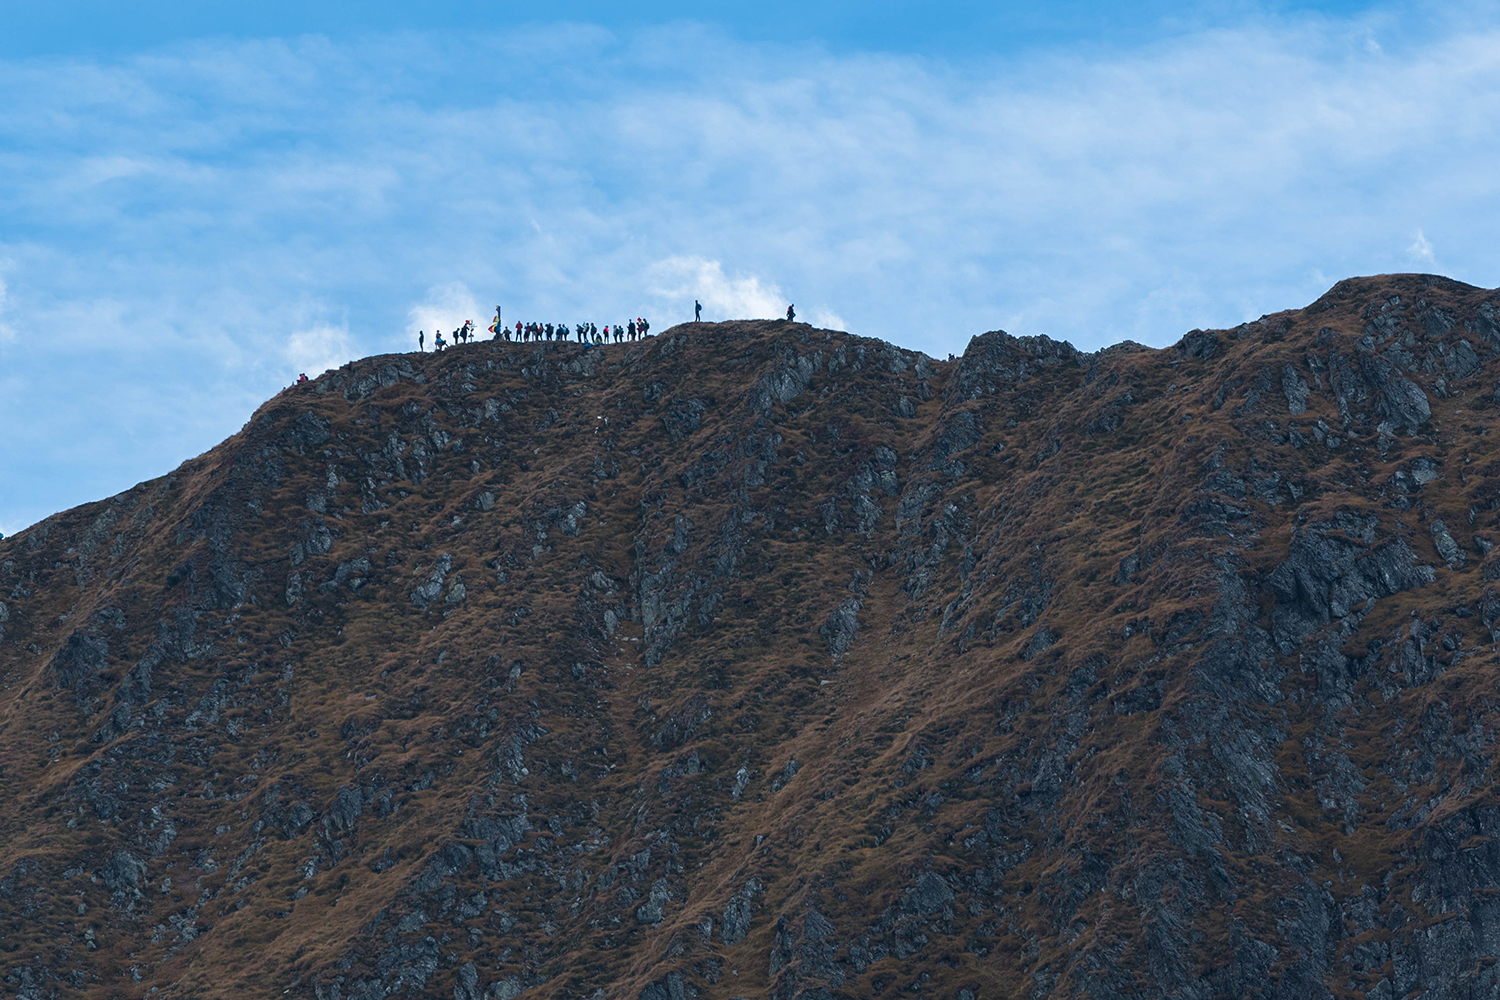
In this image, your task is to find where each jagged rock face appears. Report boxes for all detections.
[5,274,1500,999]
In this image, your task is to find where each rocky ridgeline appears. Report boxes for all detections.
[5,274,1500,999]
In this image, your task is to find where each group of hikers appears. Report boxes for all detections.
[415,301,800,354]
[293,300,801,386]
[419,309,652,352]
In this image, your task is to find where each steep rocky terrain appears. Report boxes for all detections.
[5,274,1500,999]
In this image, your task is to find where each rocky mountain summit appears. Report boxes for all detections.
[5,274,1500,999]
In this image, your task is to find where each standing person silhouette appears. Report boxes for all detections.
[418,330,425,352]
[786,304,795,322]
[694,299,702,322]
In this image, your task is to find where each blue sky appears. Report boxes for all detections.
[2,0,1498,534]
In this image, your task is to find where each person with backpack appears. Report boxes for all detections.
[694,300,702,321]
[786,304,795,322]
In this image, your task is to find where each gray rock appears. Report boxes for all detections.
[301,518,335,557]
[753,350,816,410]
[283,801,316,837]
[951,330,1080,403]
[47,630,110,710]
[101,850,144,893]
[1431,520,1466,569]
[322,557,370,593]
[341,361,408,401]
[454,962,482,1000]
[410,553,452,608]
[1177,329,1219,360]
[558,501,587,537]
[905,870,955,914]
[325,786,363,834]
[722,878,760,944]
[635,878,670,924]
[1268,516,1435,647]
[1445,338,1482,378]
[1358,350,1430,433]
[283,411,332,451]
[931,409,981,468]
[1282,364,1310,414]
[820,596,862,657]
[637,971,688,1000]
[1022,624,1060,660]
[664,399,707,441]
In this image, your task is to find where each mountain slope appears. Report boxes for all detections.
[4,274,1500,999]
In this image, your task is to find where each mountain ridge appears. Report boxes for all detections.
[3,273,1500,999]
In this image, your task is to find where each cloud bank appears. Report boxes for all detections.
[2,12,1500,530]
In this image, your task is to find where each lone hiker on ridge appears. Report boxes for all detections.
[419,330,425,352]
[694,299,702,322]
[786,304,795,322]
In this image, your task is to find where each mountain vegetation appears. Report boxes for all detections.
[4,274,1500,999]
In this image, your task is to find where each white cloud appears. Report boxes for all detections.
[810,308,848,331]
[285,323,358,379]
[1409,229,1436,264]
[407,282,485,351]
[646,257,785,321]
